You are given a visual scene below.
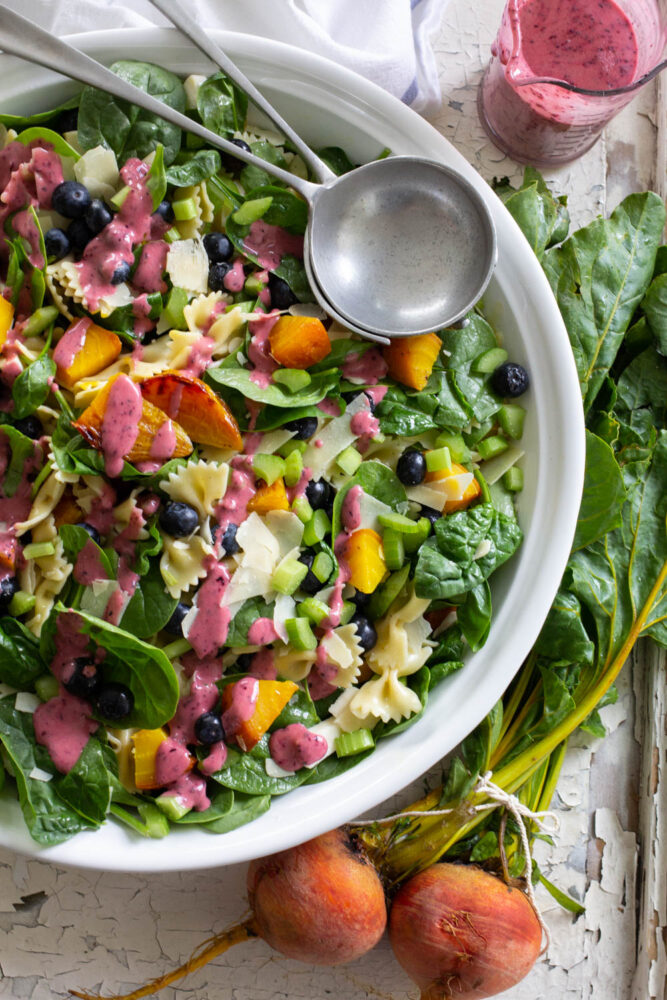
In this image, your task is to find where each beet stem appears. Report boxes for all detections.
[68,918,257,1000]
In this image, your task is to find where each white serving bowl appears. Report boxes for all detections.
[0,28,585,871]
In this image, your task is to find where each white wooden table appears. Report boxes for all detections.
[2,3,665,998]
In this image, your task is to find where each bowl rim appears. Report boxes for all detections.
[0,27,586,872]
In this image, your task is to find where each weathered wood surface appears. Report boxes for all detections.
[1,2,665,997]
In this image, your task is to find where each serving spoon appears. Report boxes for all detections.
[0,5,497,341]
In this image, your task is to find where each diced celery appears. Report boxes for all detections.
[435,431,470,463]
[22,541,56,560]
[163,286,189,330]
[382,528,405,572]
[339,600,356,625]
[335,729,375,757]
[292,495,314,523]
[272,558,308,595]
[244,274,265,295]
[172,196,198,221]
[299,597,330,626]
[472,346,509,374]
[302,509,331,547]
[34,674,59,702]
[477,435,509,461]
[283,449,304,488]
[285,617,317,651]
[336,446,362,476]
[232,196,273,226]
[403,516,431,554]
[22,306,59,337]
[164,226,182,244]
[464,419,494,446]
[31,461,53,500]
[155,793,192,822]
[278,438,308,458]
[273,369,312,393]
[253,453,286,486]
[425,446,452,474]
[110,184,130,209]
[377,511,422,536]
[498,403,526,440]
[503,467,524,492]
[312,551,334,584]
[8,590,36,617]
[368,564,410,620]
[161,637,192,660]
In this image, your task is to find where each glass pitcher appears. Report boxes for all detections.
[478,0,667,166]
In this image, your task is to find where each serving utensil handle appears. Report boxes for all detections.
[0,5,319,200]
[147,0,337,185]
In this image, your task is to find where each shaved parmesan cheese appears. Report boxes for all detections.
[166,238,209,294]
[257,429,295,455]
[303,393,369,478]
[273,594,296,643]
[480,445,525,485]
[358,492,393,532]
[265,511,304,558]
[15,692,41,714]
[474,539,493,560]
[0,683,16,698]
[407,472,475,510]
[28,766,53,782]
[97,283,134,318]
[236,512,280,563]
[74,145,119,200]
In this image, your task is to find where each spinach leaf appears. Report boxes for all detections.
[227,185,308,238]
[49,604,179,729]
[11,356,56,420]
[572,430,626,551]
[59,524,115,577]
[240,141,287,191]
[197,790,271,833]
[119,561,177,638]
[205,364,338,407]
[458,581,492,652]
[316,146,356,176]
[165,149,221,187]
[0,697,93,845]
[332,460,407,539]
[146,143,166,210]
[224,597,274,647]
[0,618,47,689]
[0,425,36,497]
[273,255,312,302]
[95,291,163,335]
[272,687,319,730]
[77,60,186,166]
[0,94,79,129]
[440,315,503,423]
[55,737,112,827]
[542,192,666,412]
[209,735,310,795]
[15,127,80,160]
[196,72,248,137]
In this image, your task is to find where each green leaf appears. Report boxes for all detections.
[77,60,186,166]
[55,738,112,826]
[197,71,248,137]
[0,95,79,129]
[209,736,310,796]
[542,192,666,412]
[224,598,274,647]
[146,143,167,211]
[12,356,56,420]
[0,618,47,689]
[440,314,503,423]
[119,561,177,638]
[229,185,308,237]
[316,146,356,176]
[199,791,271,833]
[15,126,80,160]
[332,460,407,539]
[205,364,338,408]
[573,430,626,551]
[0,425,36,497]
[165,149,222,186]
[458,581,492,651]
[642,272,667,355]
[493,168,570,259]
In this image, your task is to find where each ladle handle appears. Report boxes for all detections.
[0,6,319,201]
[147,0,337,185]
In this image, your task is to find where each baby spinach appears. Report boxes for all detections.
[196,71,248,137]
[209,736,310,796]
[174,788,271,833]
[0,618,47,689]
[55,737,112,827]
[0,425,35,497]
[205,364,338,407]
[316,146,357,176]
[332,460,407,539]
[440,315,503,424]
[15,127,80,160]
[77,60,186,166]
[11,356,56,420]
[226,185,308,241]
[240,140,288,191]
[165,148,221,187]
[224,597,274,647]
[119,562,177,639]
[146,143,167,210]
[273,254,311,302]
[0,94,79,129]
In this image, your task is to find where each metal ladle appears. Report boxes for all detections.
[0,5,497,341]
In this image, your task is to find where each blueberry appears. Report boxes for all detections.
[305,478,334,512]
[203,232,233,263]
[235,653,253,671]
[155,199,175,224]
[492,362,529,398]
[76,522,101,545]
[164,601,190,636]
[194,711,224,746]
[0,576,18,608]
[53,108,79,134]
[342,390,376,414]
[44,227,70,262]
[352,589,372,610]
[67,218,95,255]
[63,657,101,700]
[420,505,441,530]
[110,261,131,285]
[350,614,377,652]
[84,199,113,236]
[52,180,91,219]
[14,415,43,439]
[298,550,322,596]
[96,682,134,721]
[284,417,318,440]
[268,272,297,310]
[220,522,239,556]
[159,501,199,537]
[208,261,232,291]
[397,448,426,487]
[221,137,251,172]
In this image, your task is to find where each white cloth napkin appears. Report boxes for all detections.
[4,0,446,117]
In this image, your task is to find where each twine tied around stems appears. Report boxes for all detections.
[354,771,559,949]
